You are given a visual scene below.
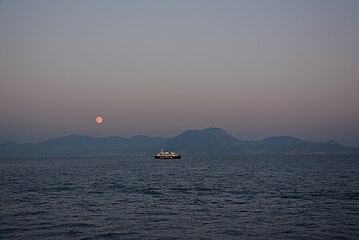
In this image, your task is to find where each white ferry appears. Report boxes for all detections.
[154,149,181,159]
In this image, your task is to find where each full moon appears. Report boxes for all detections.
[96,116,103,124]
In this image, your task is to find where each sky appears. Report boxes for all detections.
[0,0,359,146]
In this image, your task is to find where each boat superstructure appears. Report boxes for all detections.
[154,149,181,159]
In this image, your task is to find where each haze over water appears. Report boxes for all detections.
[1,1,359,145]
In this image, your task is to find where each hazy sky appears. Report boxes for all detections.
[1,0,359,146]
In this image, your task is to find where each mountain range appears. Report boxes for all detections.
[1,127,358,157]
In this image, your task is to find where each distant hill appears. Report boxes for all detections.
[239,136,356,155]
[158,127,239,154]
[1,128,358,157]
[0,135,168,157]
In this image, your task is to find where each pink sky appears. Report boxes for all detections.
[1,1,358,146]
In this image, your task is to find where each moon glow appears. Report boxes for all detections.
[96,116,103,124]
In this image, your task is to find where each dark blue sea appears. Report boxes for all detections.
[1,155,358,240]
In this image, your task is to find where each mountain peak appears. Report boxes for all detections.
[201,127,225,131]
[326,140,340,145]
[179,127,237,141]
[262,136,303,143]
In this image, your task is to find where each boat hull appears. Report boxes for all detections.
[154,155,181,159]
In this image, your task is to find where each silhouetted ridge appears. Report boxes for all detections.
[158,128,239,154]
[261,136,304,143]
[325,140,340,145]
[173,127,238,143]
[0,128,358,157]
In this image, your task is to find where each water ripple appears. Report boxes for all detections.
[0,155,358,239]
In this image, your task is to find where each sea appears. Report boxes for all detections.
[0,155,358,240]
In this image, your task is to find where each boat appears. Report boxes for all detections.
[154,149,181,159]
